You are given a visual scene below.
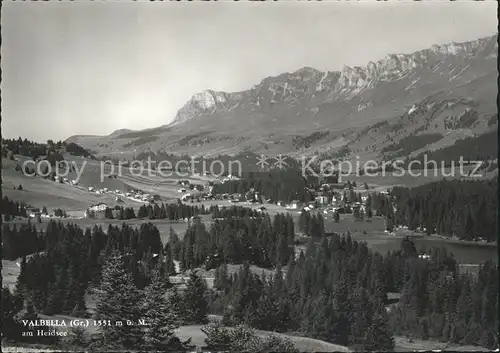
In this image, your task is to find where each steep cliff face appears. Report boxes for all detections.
[67,35,497,157]
[172,35,497,127]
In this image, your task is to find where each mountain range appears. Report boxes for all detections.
[67,34,498,161]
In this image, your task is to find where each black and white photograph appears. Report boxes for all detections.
[1,0,498,352]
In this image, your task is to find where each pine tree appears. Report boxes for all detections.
[141,270,182,349]
[353,207,361,221]
[44,283,63,315]
[93,253,145,349]
[182,272,209,324]
[2,287,23,340]
[168,286,185,322]
[71,296,89,318]
[69,326,88,348]
[364,306,395,351]
[366,206,373,219]
[21,299,57,343]
[164,244,177,275]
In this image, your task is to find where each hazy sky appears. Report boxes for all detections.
[2,1,497,142]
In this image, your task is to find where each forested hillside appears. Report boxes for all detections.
[208,235,498,350]
[390,179,498,242]
[409,131,497,167]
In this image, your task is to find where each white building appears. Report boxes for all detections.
[89,203,107,212]
[315,195,329,205]
[286,200,301,210]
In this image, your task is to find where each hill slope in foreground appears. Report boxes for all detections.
[67,35,497,160]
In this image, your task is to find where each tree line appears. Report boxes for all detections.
[390,179,498,242]
[2,202,498,351]
[207,234,498,350]
[2,217,298,351]
[2,137,93,161]
[213,168,327,204]
[2,197,30,218]
[177,212,296,271]
[102,203,212,220]
[408,131,497,168]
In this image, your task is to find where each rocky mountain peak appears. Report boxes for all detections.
[171,34,497,125]
[173,89,232,124]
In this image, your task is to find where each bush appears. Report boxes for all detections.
[201,321,298,353]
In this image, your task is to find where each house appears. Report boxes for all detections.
[221,174,241,183]
[178,188,186,193]
[181,194,191,201]
[89,203,108,212]
[315,195,329,205]
[27,207,41,218]
[286,200,301,210]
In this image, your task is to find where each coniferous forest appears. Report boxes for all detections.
[2,198,498,351]
[389,179,498,242]
[208,236,498,350]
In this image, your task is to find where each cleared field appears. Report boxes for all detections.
[191,199,288,216]
[2,161,144,212]
[7,218,191,243]
[345,231,498,264]
[2,346,64,353]
[393,336,489,352]
[1,156,217,212]
[323,214,386,233]
[341,165,482,189]
[175,324,351,352]
[320,214,498,264]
